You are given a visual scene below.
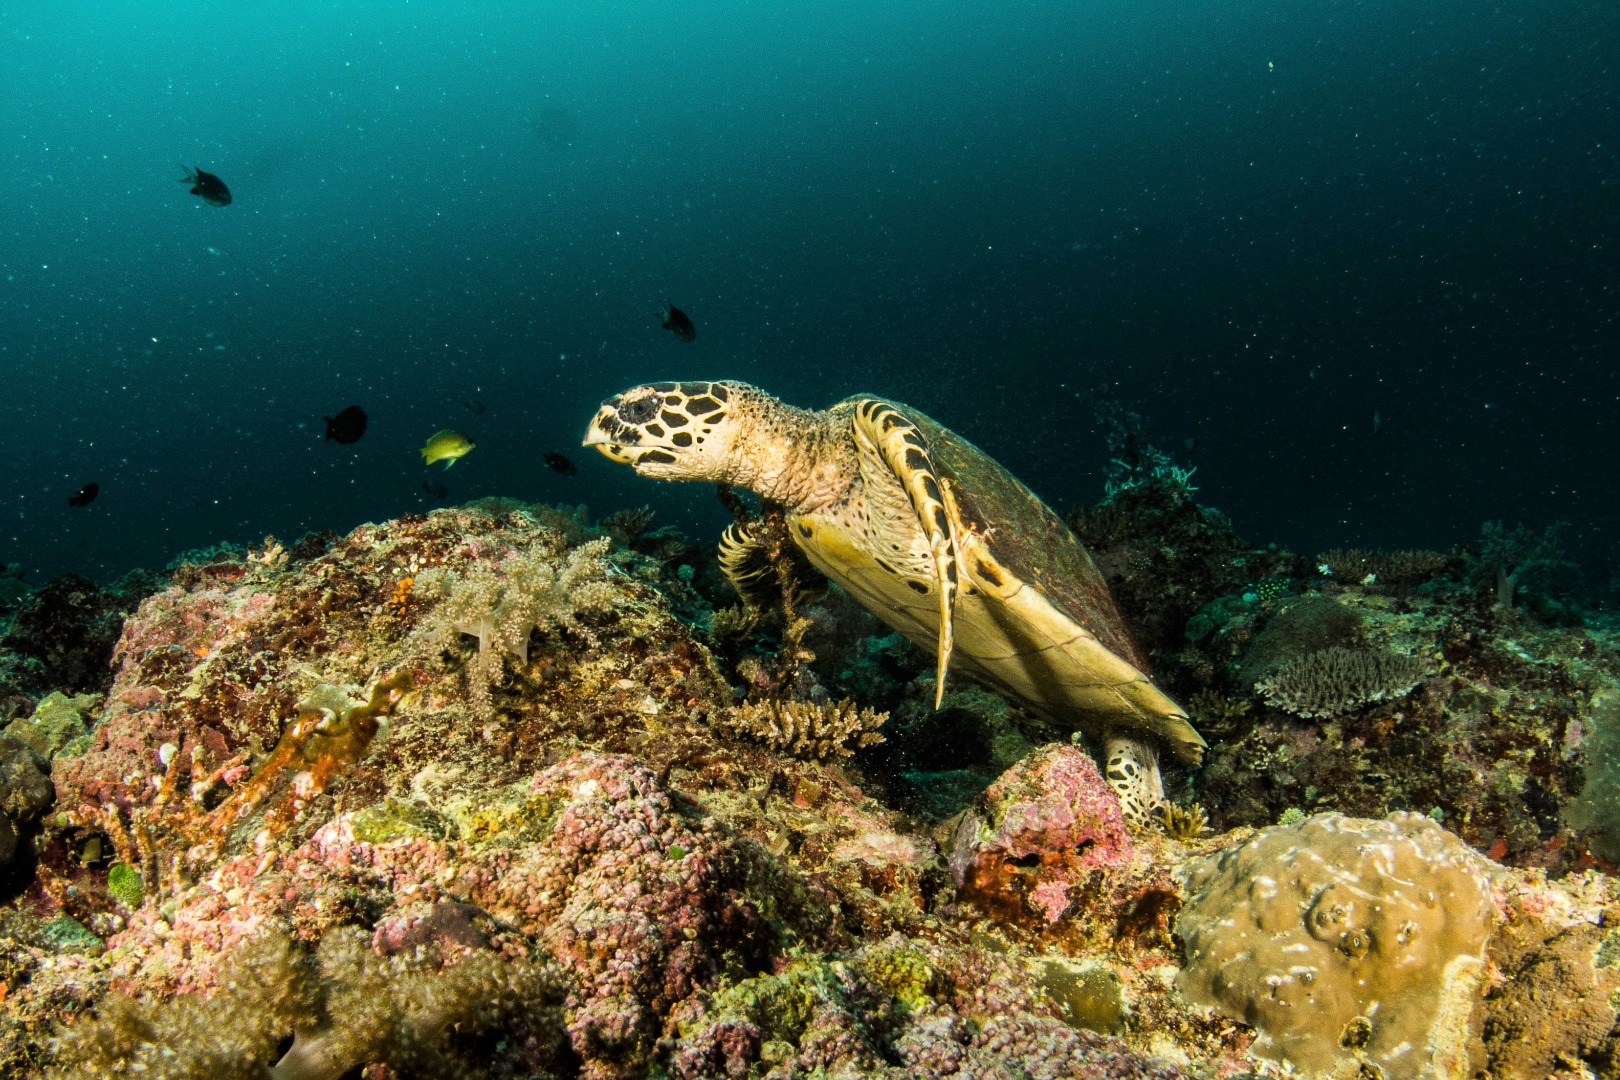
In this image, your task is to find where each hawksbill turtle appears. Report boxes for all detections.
[582,380,1205,824]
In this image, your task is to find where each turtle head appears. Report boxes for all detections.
[583,380,747,481]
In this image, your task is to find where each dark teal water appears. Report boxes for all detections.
[4,2,1616,594]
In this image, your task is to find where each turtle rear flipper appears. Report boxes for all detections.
[1103,735,1168,828]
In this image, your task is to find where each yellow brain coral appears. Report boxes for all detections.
[1175,812,1499,1080]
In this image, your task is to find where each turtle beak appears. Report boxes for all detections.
[582,407,636,464]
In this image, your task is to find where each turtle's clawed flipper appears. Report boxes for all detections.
[1102,733,1168,829]
[853,399,958,707]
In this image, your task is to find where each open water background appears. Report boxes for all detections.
[3,1,1616,597]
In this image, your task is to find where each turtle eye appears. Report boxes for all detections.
[620,394,661,425]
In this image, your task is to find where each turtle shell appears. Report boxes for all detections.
[791,400,1205,765]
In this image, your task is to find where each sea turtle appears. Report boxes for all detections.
[582,381,1205,824]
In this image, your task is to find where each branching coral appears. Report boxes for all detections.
[722,698,887,759]
[704,604,761,658]
[207,670,412,845]
[1255,646,1428,718]
[49,924,569,1079]
[409,534,618,716]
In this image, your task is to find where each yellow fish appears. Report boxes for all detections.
[420,429,475,468]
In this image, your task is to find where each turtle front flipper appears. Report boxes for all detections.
[718,521,778,610]
[852,399,959,707]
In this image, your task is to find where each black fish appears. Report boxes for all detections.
[659,303,696,342]
[422,481,449,499]
[544,452,577,476]
[462,399,487,415]
[180,166,231,207]
[68,482,99,508]
[324,405,368,444]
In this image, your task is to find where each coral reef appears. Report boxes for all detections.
[0,494,1615,1078]
[1255,645,1430,718]
[666,933,1183,1079]
[477,752,770,1079]
[1176,811,1499,1080]
[0,571,161,703]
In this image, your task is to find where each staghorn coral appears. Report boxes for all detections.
[1255,645,1428,718]
[204,670,412,850]
[1176,812,1499,1080]
[722,697,887,760]
[48,923,569,1079]
[409,533,618,717]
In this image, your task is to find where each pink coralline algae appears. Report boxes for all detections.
[52,577,286,813]
[68,752,769,1078]
[948,744,1133,927]
[476,752,768,1079]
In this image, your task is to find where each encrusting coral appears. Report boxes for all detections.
[1176,811,1499,1080]
[1255,645,1429,718]
[721,697,887,759]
